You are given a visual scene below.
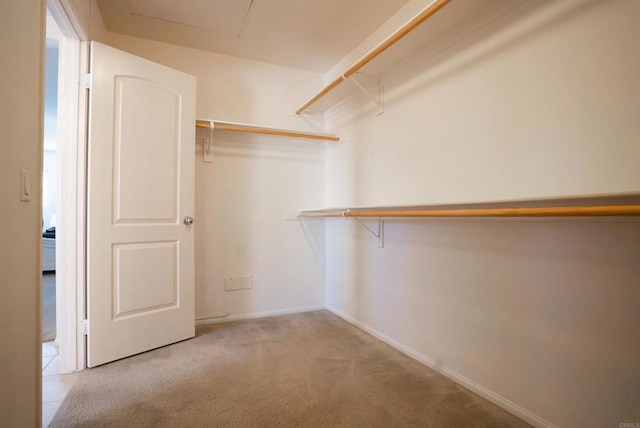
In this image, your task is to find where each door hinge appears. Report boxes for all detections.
[82,73,92,90]
[80,319,89,335]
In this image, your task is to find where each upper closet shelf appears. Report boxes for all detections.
[295,0,520,115]
[195,119,339,142]
[296,0,451,115]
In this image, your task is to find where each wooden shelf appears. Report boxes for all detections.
[296,0,523,115]
[298,200,640,219]
[195,119,339,142]
[296,198,640,248]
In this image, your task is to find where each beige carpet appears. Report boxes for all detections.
[51,310,530,427]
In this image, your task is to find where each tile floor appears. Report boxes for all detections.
[42,341,77,427]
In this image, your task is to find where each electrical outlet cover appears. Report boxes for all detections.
[224,275,253,291]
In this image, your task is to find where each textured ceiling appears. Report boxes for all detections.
[97,0,409,73]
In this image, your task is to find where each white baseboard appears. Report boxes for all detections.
[326,305,556,428]
[195,305,325,326]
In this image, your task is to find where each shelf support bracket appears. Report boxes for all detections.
[204,120,215,163]
[353,216,384,248]
[345,73,384,115]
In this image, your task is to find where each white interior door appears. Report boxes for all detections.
[87,42,196,367]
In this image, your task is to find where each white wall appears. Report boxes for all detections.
[324,0,640,427]
[42,150,58,230]
[0,1,45,426]
[93,31,327,320]
[43,43,60,231]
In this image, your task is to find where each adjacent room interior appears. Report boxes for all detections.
[1,0,639,427]
[42,14,60,345]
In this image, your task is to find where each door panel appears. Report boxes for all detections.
[112,241,178,318]
[113,76,179,223]
[87,41,195,367]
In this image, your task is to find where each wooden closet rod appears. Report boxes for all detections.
[195,120,339,142]
[298,205,640,218]
[297,210,346,218]
[295,0,452,115]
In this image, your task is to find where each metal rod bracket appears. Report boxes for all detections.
[353,217,384,248]
[345,73,384,115]
[204,120,215,163]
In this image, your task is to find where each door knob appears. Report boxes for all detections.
[183,216,194,225]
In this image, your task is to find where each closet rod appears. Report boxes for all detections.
[296,210,346,218]
[195,120,339,142]
[298,205,640,218]
[295,0,452,115]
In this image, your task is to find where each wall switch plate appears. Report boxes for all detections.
[224,275,253,291]
[20,169,31,202]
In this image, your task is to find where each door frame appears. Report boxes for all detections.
[47,0,89,373]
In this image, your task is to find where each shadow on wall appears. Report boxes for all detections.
[380,0,606,112]
[197,130,327,162]
[193,124,326,319]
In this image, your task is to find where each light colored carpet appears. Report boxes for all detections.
[50,310,530,427]
[42,272,56,342]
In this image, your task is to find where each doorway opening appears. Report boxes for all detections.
[42,28,59,345]
[42,1,88,423]
[41,0,87,373]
